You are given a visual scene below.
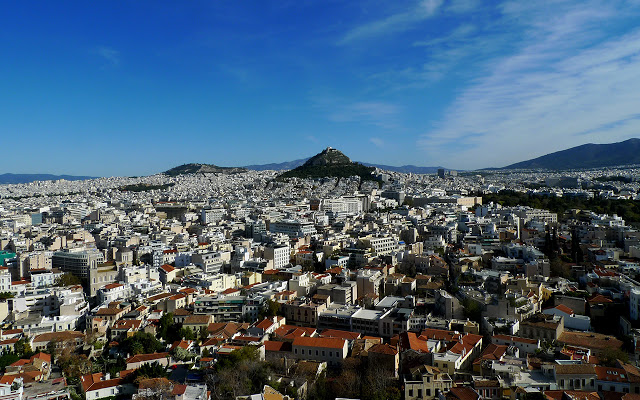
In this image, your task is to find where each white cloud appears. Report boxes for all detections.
[95,46,120,67]
[418,1,640,169]
[370,137,385,148]
[339,0,443,44]
[445,0,480,13]
[329,101,401,129]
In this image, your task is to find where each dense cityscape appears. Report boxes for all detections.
[0,147,639,400]
[5,0,640,399]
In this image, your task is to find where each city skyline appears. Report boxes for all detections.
[3,0,640,176]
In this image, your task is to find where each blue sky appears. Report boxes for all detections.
[2,0,640,176]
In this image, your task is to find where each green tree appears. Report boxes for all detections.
[126,362,168,383]
[120,332,164,355]
[156,312,174,341]
[173,347,197,362]
[54,273,82,287]
[259,299,281,320]
[14,338,33,358]
[0,352,19,372]
[179,327,196,341]
[461,298,482,322]
[599,348,629,366]
[198,326,209,343]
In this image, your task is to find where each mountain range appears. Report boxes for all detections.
[503,138,640,170]
[3,139,639,183]
[0,173,97,185]
[163,163,247,176]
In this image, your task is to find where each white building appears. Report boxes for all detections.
[631,288,640,321]
[98,283,132,304]
[264,244,290,270]
[201,208,225,224]
[270,219,317,238]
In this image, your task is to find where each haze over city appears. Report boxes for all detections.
[3,0,640,176]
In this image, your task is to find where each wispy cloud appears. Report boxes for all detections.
[418,0,640,169]
[412,23,476,47]
[95,46,120,67]
[446,0,480,13]
[328,101,401,129]
[370,137,385,148]
[339,0,443,44]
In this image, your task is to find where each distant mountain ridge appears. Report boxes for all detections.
[0,173,97,184]
[163,163,247,176]
[244,158,309,171]
[360,163,444,174]
[504,138,640,170]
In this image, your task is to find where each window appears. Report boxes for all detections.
[409,389,413,397]
[418,389,422,398]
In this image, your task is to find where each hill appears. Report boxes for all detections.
[0,173,96,184]
[278,147,377,181]
[163,163,247,176]
[246,158,443,174]
[504,138,640,170]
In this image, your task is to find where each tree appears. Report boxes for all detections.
[259,299,281,320]
[14,338,33,358]
[209,346,267,400]
[120,332,164,355]
[179,327,196,341]
[136,377,174,400]
[599,348,630,366]
[461,298,482,322]
[0,352,19,373]
[55,273,81,287]
[173,347,197,362]
[45,340,58,364]
[198,326,209,343]
[58,352,92,384]
[127,362,169,383]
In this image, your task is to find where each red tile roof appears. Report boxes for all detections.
[369,343,398,356]
[159,264,175,273]
[103,283,124,290]
[319,329,361,341]
[264,341,292,352]
[292,336,346,350]
[549,304,575,315]
[126,352,169,364]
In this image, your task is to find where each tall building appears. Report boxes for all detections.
[201,208,225,224]
[52,249,104,295]
[264,244,290,269]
